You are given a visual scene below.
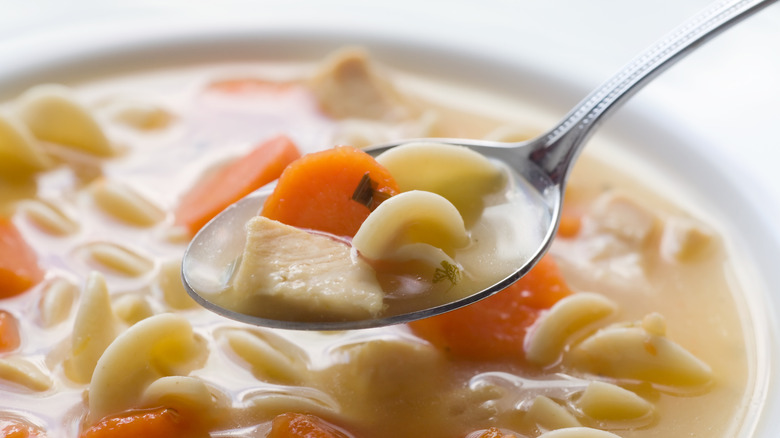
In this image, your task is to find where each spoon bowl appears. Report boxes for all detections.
[182,0,777,330]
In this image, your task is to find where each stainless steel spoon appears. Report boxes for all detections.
[182,0,777,330]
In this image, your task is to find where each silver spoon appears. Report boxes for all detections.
[182,0,777,330]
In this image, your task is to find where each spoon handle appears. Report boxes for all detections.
[531,0,777,184]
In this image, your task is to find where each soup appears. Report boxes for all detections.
[0,47,756,437]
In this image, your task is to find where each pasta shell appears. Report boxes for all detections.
[525,293,616,367]
[375,142,505,224]
[527,395,581,430]
[64,272,121,383]
[220,328,309,384]
[0,111,51,176]
[88,313,207,423]
[19,199,79,235]
[79,242,154,277]
[88,178,165,227]
[575,381,654,421]
[0,357,53,392]
[38,277,78,327]
[15,84,113,156]
[568,320,713,388]
[352,190,467,262]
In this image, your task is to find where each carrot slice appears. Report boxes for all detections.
[556,204,583,238]
[0,311,20,352]
[0,419,45,438]
[268,413,348,438]
[409,254,572,362]
[474,427,517,438]
[173,135,302,235]
[80,408,207,438]
[0,218,43,298]
[261,146,400,237]
[207,78,298,95]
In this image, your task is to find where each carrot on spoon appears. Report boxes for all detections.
[173,135,302,236]
[261,146,400,238]
[409,254,572,362]
[0,218,44,298]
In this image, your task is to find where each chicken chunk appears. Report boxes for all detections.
[228,216,385,321]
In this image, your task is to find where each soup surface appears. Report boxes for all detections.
[0,48,756,438]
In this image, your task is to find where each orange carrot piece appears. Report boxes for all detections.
[207,78,298,95]
[0,311,21,352]
[173,135,302,235]
[0,419,45,438]
[80,408,207,438]
[409,255,572,362]
[268,413,348,438]
[261,146,400,238]
[556,204,583,238]
[0,218,44,298]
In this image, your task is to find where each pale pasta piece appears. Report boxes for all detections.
[112,293,154,325]
[19,199,79,235]
[228,216,385,321]
[538,427,623,438]
[0,357,53,392]
[88,313,207,423]
[375,142,505,224]
[659,217,713,262]
[0,111,51,176]
[568,317,713,387]
[15,84,113,156]
[220,328,309,384]
[575,381,654,421]
[525,293,617,367]
[64,272,121,383]
[352,190,468,263]
[527,395,581,430]
[156,258,198,310]
[80,242,154,277]
[38,277,78,327]
[109,101,174,130]
[88,178,166,226]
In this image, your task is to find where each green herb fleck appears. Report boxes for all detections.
[433,260,462,286]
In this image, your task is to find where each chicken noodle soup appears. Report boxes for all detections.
[0,47,756,437]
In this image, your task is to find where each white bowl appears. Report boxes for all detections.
[0,11,777,437]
